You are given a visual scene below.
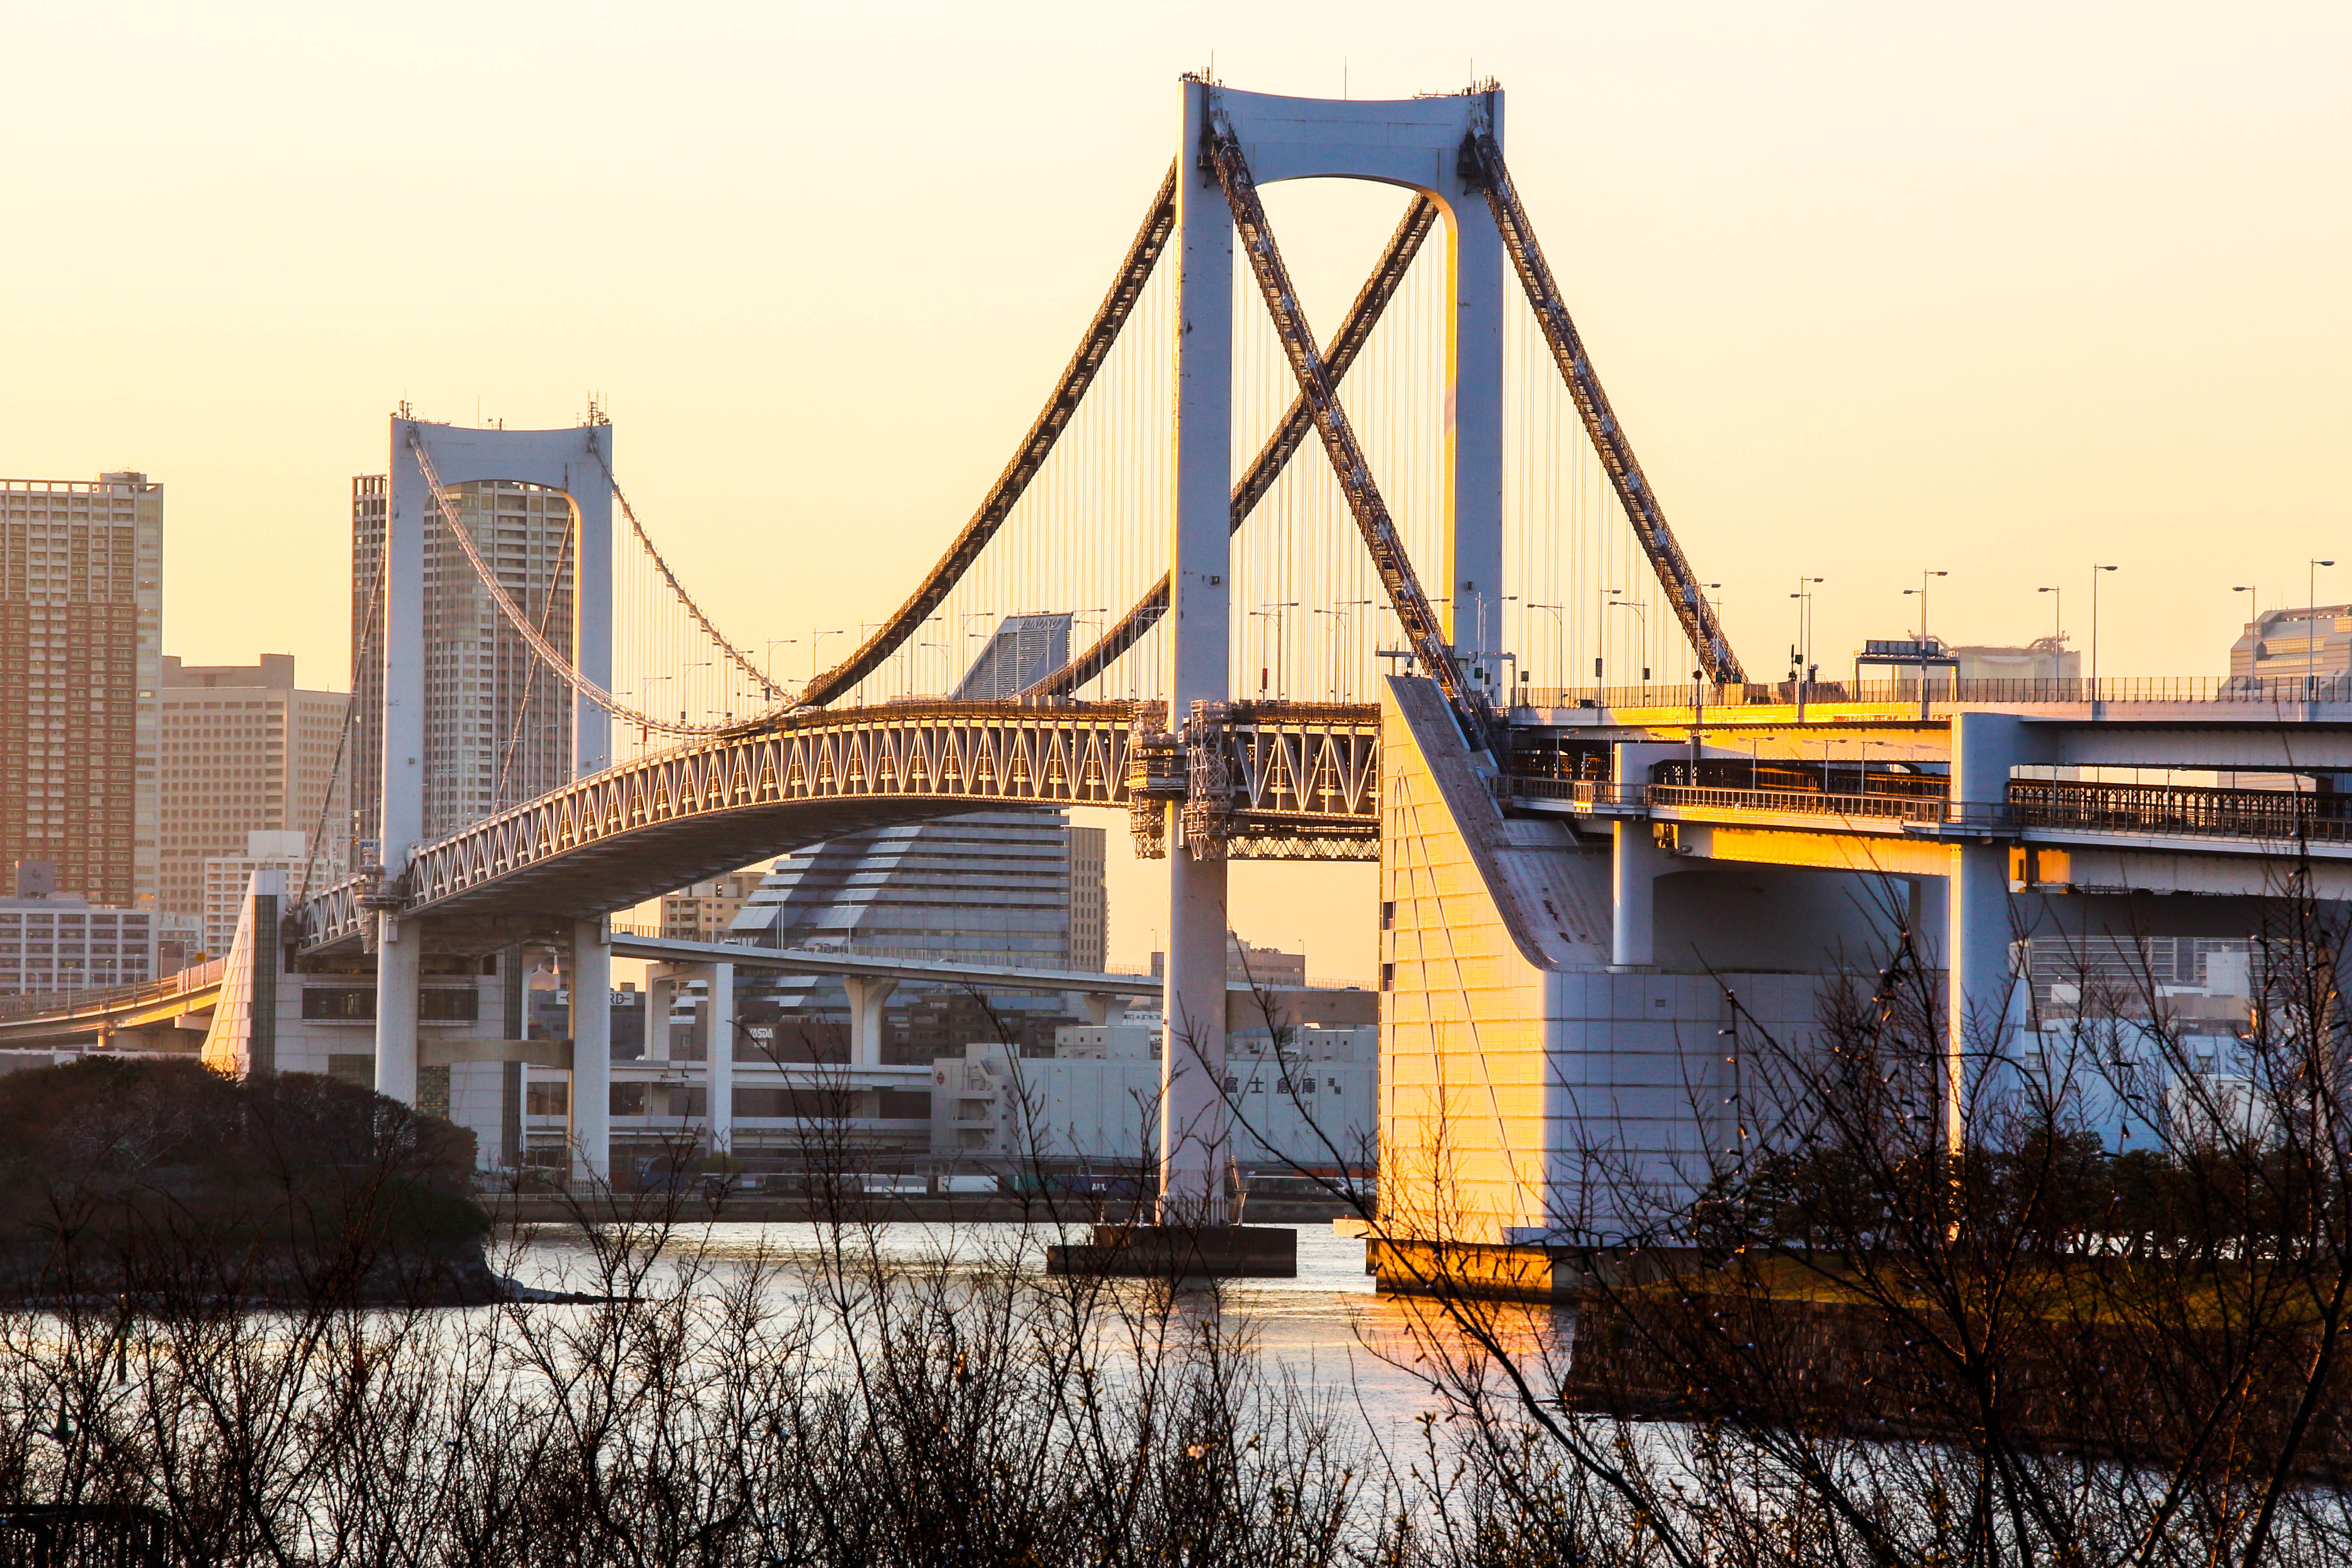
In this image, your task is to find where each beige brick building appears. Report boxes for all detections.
[159,654,348,931]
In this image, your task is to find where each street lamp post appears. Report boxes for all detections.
[2089,565,2117,695]
[1789,577,1824,722]
[1526,603,1565,693]
[1789,577,1824,679]
[1607,597,1649,682]
[811,629,844,681]
[2310,560,2337,697]
[2036,585,2064,694]
[1325,598,1373,698]
[1903,569,1949,697]
[1253,602,1299,697]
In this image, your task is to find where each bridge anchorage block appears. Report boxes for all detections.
[1045,1224,1298,1279]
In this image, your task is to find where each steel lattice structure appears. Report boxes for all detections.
[297,701,1380,952]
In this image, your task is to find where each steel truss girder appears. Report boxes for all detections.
[297,701,1383,951]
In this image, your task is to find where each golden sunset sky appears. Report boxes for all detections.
[5,1,2347,975]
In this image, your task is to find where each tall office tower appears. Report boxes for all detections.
[349,474,575,851]
[1068,825,1107,971]
[0,472,162,908]
[158,654,349,924]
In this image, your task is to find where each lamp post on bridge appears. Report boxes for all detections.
[1903,569,1948,697]
[1252,602,1300,699]
[811,629,844,682]
[764,639,797,689]
[1316,600,1373,699]
[1071,608,1108,694]
[2311,560,2337,698]
[1788,577,1824,680]
[2036,587,2063,689]
[2089,565,2117,696]
[1607,596,1650,683]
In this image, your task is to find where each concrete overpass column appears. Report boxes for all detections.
[1610,742,1682,971]
[844,975,897,1068]
[1161,75,1236,1230]
[645,968,675,1062]
[499,948,525,1171]
[570,919,611,1185]
[707,962,734,1158]
[1943,712,2028,1159]
[1611,822,1672,971]
[1946,845,2013,1159]
[375,916,420,1105]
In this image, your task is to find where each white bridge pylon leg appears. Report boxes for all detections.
[1159,79,1511,1226]
[371,417,614,1112]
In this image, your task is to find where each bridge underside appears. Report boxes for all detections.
[320,796,1007,955]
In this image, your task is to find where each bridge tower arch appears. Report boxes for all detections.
[1163,80,1507,1226]
[375,417,615,1172]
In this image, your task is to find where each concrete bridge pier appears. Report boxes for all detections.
[376,916,420,1105]
[844,975,897,1069]
[705,961,734,1156]
[570,918,611,1183]
[1157,75,1238,1232]
[1610,744,1683,971]
[645,968,677,1063]
[1945,712,2030,1156]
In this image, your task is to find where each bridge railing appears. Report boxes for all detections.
[2007,780,2352,845]
[1515,675,2352,713]
[608,925,1163,979]
[1646,784,1947,824]
[1499,769,2352,851]
[1490,777,1644,810]
[0,956,227,1024]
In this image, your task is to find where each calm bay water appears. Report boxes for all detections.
[497,1220,1565,1434]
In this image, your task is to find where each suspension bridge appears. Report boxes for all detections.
[11,80,2352,1281]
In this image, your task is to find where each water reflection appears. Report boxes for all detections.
[495,1219,1574,1436]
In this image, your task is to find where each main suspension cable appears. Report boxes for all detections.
[1023,193,1441,699]
[412,432,732,737]
[795,162,1181,710]
[584,425,788,705]
[1467,129,1744,684]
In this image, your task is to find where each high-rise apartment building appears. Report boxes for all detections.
[159,654,348,923]
[659,869,768,943]
[349,474,575,851]
[1068,825,1107,971]
[0,472,162,908]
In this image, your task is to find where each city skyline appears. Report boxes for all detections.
[6,2,2348,980]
